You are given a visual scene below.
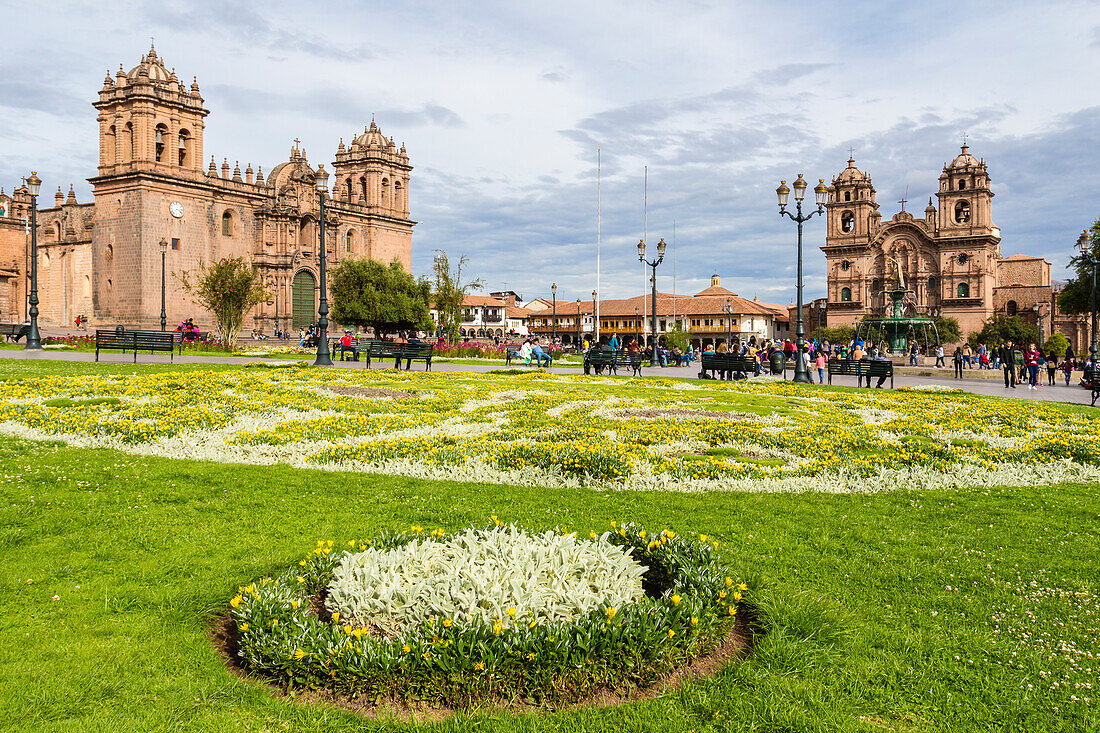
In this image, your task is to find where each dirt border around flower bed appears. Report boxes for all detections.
[208,609,758,722]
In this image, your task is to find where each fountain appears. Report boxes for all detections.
[856,258,940,355]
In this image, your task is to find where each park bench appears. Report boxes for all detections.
[583,349,643,376]
[95,329,181,362]
[333,337,383,361]
[827,358,894,388]
[363,341,433,371]
[0,323,30,343]
[504,348,553,367]
[699,354,758,380]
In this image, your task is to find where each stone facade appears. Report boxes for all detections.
[10,46,414,331]
[0,185,32,323]
[821,145,1053,341]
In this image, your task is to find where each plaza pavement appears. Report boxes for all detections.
[1,347,1096,407]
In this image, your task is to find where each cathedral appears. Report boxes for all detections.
[0,45,414,331]
[822,144,1053,338]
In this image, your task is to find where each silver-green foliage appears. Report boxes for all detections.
[327,525,646,630]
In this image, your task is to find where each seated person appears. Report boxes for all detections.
[530,339,552,368]
[339,329,357,361]
[517,339,534,365]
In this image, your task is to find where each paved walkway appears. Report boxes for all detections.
[1,347,1095,406]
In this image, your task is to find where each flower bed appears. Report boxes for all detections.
[229,522,747,706]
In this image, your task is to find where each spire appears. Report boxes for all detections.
[190,76,200,95]
[54,187,63,206]
[208,155,218,177]
[245,163,253,184]
[256,166,264,185]
[221,158,230,179]
[232,161,242,182]
[66,185,77,205]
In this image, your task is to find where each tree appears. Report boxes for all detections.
[932,316,961,344]
[177,257,268,346]
[432,250,483,340]
[816,325,855,346]
[1043,332,1070,358]
[1056,217,1100,316]
[968,315,1040,350]
[329,258,432,337]
[664,323,690,351]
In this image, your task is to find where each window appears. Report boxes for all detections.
[178,129,190,167]
[958,179,967,190]
[954,200,971,223]
[123,122,134,162]
[105,244,113,262]
[844,191,851,202]
[872,279,882,293]
[345,231,353,252]
[928,276,937,294]
[957,282,970,298]
[222,211,233,236]
[82,275,91,298]
[171,237,180,251]
[1006,300,1017,316]
[155,124,168,163]
[841,211,854,233]
[105,125,116,165]
[840,287,852,302]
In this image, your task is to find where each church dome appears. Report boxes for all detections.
[127,46,175,85]
[834,157,869,184]
[352,119,387,150]
[947,144,981,170]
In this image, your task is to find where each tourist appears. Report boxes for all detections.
[609,333,619,351]
[1061,355,1074,386]
[870,348,891,388]
[998,340,1016,389]
[1047,349,1058,386]
[517,339,533,365]
[339,329,356,361]
[802,347,814,383]
[909,343,918,366]
[934,344,945,368]
[1024,343,1041,390]
[962,343,972,369]
[953,346,964,379]
[852,342,865,361]
[531,338,552,368]
[815,351,826,384]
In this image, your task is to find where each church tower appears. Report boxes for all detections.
[93,45,208,175]
[825,157,879,242]
[332,119,411,217]
[936,144,995,237]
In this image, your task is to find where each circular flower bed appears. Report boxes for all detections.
[228,522,750,707]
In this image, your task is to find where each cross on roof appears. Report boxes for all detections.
[961,132,968,146]
[293,137,301,147]
[848,146,855,158]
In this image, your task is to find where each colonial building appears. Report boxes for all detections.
[6,46,413,331]
[822,145,1053,338]
[0,185,33,323]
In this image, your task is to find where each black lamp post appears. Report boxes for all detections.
[777,174,828,384]
[159,239,168,331]
[724,297,733,347]
[1077,230,1098,362]
[638,237,666,366]
[314,164,332,366]
[592,289,597,342]
[634,306,639,345]
[575,297,581,347]
[24,172,42,350]
[551,282,557,344]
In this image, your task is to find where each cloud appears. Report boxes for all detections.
[539,68,568,83]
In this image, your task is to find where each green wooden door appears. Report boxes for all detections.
[292,271,315,330]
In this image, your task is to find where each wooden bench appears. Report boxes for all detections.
[584,349,643,376]
[699,354,759,380]
[363,341,434,371]
[827,358,894,388]
[332,337,382,361]
[0,324,30,343]
[95,329,180,362]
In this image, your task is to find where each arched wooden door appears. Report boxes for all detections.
[292,270,316,330]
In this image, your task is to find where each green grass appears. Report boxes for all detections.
[0,361,1097,731]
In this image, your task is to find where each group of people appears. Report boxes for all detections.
[980,340,1085,390]
[513,337,554,367]
[174,318,202,342]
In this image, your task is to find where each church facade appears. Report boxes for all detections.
[821,145,1054,340]
[0,46,414,331]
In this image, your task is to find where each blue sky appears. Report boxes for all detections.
[3,0,1099,305]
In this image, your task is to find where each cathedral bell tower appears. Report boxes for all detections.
[936,144,995,237]
[332,119,411,218]
[93,45,208,175]
[825,157,879,242]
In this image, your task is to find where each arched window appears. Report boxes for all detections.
[1006,300,1018,316]
[840,287,852,302]
[82,275,91,298]
[394,180,403,210]
[841,211,855,233]
[53,222,62,241]
[844,191,851,202]
[359,177,367,203]
[928,276,937,295]
[958,179,967,190]
[105,125,116,165]
[178,129,190,167]
[954,200,971,223]
[345,178,353,201]
[381,178,390,208]
[221,211,233,236]
[871,278,883,294]
[345,230,353,252]
[957,282,970,298]
[155,124,168,163]
[123,122,134,162]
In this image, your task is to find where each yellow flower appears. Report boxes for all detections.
[422,651,431,659]
[331,612,339,623]
[728,606,736,616]
[690,617,698,626]
[299,560,307,566]
[229,595,242,608]
[347,540,356,547]
[442,619,452,628]
[474,662,485,671]
[293,648,305,659]
[639,530,647,539]
[493,622,503,636]
[526,653,536,661]
[671,594,681,605]
[738,582,748,591]
[667,629,676,638]
[402,644,411,653]
[239,623,249,631]
[719,590,727,599]
[354,629,363,639]
[619,528,626,536]
[611,521,617,528]
[270,619,277,627]
[733,591,742,602]
[699,534,708,542]
[725,577,733,587]
[296,576,305,584]
[506,607,516,618]
[589,531,596,539]
[344,625,353,635]
[606,606,617,618]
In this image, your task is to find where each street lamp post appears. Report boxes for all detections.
[24,172,42,350]
[637,237,667,366]
[575,297,581,348]
[1032,303,1045,344]
[159,239,168,331]
[776,174,829,384]
[634,306,639,345]
[314,164,332,366]
[551,282,557,344]
[1079,230,1099,406]
[592,289,597,343]
[724,297,733,347]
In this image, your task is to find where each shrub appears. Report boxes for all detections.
[229,522,748,706]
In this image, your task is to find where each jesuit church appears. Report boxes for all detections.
[822,144,1054,338]
[0,45,414,331]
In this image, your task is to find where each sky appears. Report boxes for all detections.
[3,0,1100,306]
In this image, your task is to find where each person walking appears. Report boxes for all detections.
[815,351,827,384]
[1047,350,1058,386]
[953,346,964,379]
[608,333,619,351]
[999,340,1017,389]
[909,343,918,366]
[935,344,945,368]
[1024,343,1041,390]
[962,343,972,369]
[1061,355,1074,386]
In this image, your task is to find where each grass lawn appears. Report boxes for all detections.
[0,360,1097,731]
